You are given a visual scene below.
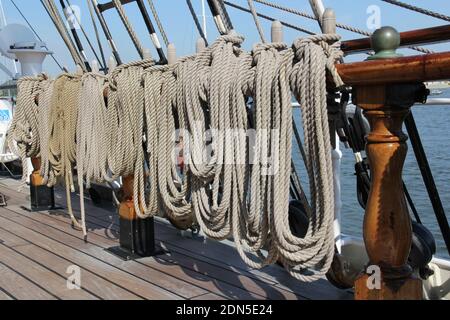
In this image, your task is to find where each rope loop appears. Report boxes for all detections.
[293,34,344,88]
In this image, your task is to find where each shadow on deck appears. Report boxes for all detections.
[0,178,353,300]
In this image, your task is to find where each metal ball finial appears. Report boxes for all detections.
[367,26,403,60]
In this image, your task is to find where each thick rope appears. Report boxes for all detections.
[286,34,343,280]
[77,72,110,231]
[247,0,266,43]
[41,0,87,70]
[186,0,208,45]
[112,0,145,58]
[381,0,450,22]
[7,75,49,185]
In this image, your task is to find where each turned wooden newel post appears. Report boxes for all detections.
[353,27,424,300]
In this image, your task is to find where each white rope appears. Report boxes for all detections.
[41,0,87,70]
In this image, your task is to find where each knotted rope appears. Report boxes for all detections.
[7,74,50,185]
[284,34,343,280]
[9,32,345,282]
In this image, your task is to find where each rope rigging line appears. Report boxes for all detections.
[111,0,146,59]
[239,0,433,54]
[147,0,169,47]
[223,1,315,35]
[40,0,88,70]
[381,0,450,23]
[86,0,108,70]
[247,0,266,43]
[8,27,345,281]
[64,0,106,70]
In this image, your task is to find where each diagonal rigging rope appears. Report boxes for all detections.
[224,1,315,35]
[186,0,208,45]
[147,0,169,47]
[381,0,450,22]
[64,0,105,69]
[40,0,87,70]
[86,0,107,70]
[246,0,433,54]
[247,0,266,43]
[112,0,145,58]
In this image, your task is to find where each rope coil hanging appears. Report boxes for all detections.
[8,29,345,282]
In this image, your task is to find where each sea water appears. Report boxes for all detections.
[293,89,450,258]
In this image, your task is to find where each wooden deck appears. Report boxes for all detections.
[0,177,353,300]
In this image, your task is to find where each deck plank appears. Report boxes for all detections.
[2,206,270,300]
[0,243,97,300]
[0,206,208,299]
[0,262,56,300]
[9,240,142,300]
[78,210,350,300]
[6,204,303,300]
[0,289,14,300]
[0,211,182,300]
[0,181,353,300]
[191,293,227,300]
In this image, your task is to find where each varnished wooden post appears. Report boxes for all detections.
[353,27,424,300]
[353,84,424,300]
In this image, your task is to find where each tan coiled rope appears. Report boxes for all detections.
[7,74,50,184]
[8,32,344,282]
[77,72,110,235]
[44,73,84,233]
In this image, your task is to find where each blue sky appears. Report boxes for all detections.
[1,0,449,77]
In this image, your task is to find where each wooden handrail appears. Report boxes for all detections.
[341,24,450,54]
[336,51,450,86]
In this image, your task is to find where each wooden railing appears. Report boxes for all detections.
[341,24,450,54]
[335,25,450,300]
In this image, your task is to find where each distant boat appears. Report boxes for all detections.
[430,89,444,96]
[426,81,450,91]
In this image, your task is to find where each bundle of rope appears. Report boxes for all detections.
[7,74,50,185]
[76,72,110,234]
[43,73,84,233]
[107,58,157,220]
[286,34,344,280]
[8,31,344,282]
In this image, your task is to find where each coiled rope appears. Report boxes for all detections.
[7,75,50,184]
[77,72,110,233]
[112,0,146,58]
[41,0,87,70]
[9,31,344,282]
[381,0,450,22]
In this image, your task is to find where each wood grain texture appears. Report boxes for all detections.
[341,24,450,54]
[336,52,450,85]
[353,85,422,300]
[0,179,353,300]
